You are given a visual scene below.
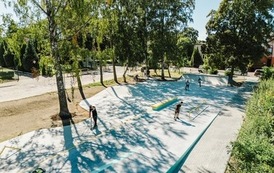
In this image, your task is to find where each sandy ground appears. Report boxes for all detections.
[0,86,106,143]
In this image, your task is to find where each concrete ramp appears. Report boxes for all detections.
[182,73,228,86]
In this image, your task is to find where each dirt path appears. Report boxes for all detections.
[0,86,105,142]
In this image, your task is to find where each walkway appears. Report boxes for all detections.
[0,67,125,103]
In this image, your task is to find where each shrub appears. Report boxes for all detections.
[0,71,14,79]
[203,64,210,73]
[23,40,39,72]
[225,70,232,76]
[208,68,218,75]
[227,79,274,172]
[191,47,203,67]
[260,67,274,80]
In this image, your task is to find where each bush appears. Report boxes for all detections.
[0,71,14,79]
[203,64,210,73]
[225,70,232,76]
[260,67,274,80]
[208,68,218,75]
[228,79,274,172]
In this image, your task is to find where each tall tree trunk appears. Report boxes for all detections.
[47,10,70,119]
[111,42,118,84]
[76,70,85,100]
[161,58,165,80]
[160,2,166,81]
[167,65,171,78]
[228,66,235,87]
[112,55,118,84]
[123,62,129,83]
[99,60,106,87]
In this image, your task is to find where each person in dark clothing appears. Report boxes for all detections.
[89,105,98,129]
[174,101,183,120]
[198,77,202,87]
[146,69,150,77]
[185,80,190,90]
[134,74,139,82]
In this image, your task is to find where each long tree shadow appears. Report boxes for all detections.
[60,117,96,172]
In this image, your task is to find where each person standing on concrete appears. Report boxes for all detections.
[185,80,190,90]
[198,77,202,87]
[174,101,183,120]
[89,105,98,129]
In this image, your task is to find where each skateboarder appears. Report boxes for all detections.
[174,101,183,120]
[185,80,190,90]
[198,77,202,87]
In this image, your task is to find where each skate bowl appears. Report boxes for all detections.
[182,73,228,86]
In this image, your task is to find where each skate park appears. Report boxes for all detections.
[0,73,257,173]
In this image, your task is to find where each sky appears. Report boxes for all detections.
[189,0,222,40]
[0,0,222,40]
[0,2,15,25]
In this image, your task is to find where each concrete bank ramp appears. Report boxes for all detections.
[182,73,228,86]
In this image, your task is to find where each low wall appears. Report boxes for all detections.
[182,73,228,86]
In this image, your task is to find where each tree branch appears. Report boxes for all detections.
[31,0,48,16]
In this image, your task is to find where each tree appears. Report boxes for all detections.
[1,40,15,68]
[181,27,198,44]
[0,42,5,66]
[23,39,39,72]
[206,0,274,85]
[176,28,199,68]
[113,0,149,82]
[0,18,20,68]
[148,0,195,80]
[191,47,203,68]
[104,3,119,84]
[4,0,90,119]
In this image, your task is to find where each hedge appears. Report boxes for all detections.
[227,79,274,172]
[0,71,14,79]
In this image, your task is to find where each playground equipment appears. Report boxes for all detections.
[152,97,179,111]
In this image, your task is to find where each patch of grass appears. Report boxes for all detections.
[149,69,182,78]
[87,76,134,87]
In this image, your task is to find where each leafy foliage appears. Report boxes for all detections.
[0,71,14,79]
[23,40,39,72]
[228,79,274,172]
[261,67,274,80]
[206,0,274,77]
[1,0,195,116]
[147,0,195,79]
[191,47,203,68]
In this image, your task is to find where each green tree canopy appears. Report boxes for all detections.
[206,0,274,79]
[191,47,203,68]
